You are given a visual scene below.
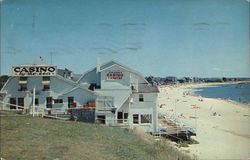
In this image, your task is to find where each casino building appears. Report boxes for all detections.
[0,60,159,132]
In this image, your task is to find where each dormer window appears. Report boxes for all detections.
[19,77,28,91]
[139,94,144,102]
[88,83,101,91]
[19,77,27,84]
[42,76,50,87]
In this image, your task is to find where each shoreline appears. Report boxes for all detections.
[159,81,250,107]
[158,83,250,159]
[190,83,250,107]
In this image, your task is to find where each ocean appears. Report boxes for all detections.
[193,82,250,105]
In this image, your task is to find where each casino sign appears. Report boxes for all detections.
[12,65,57,76]
[106,71,124,80]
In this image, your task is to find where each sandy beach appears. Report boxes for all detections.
[158,83,250,160]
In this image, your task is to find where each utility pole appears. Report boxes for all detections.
[195,109,197,131]
[0,2,2,75]
[175,99,177,116]
[0,49,1,75]
[50,52,53,64]
[32,87,36,117]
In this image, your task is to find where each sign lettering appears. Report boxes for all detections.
[12,66,57,76]
[107,71,124,80]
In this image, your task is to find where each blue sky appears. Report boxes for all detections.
[0,0,249,77]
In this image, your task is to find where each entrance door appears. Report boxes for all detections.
[46,97,52,108]
[17,98,24,109]
[10,98,16,109]
[117,112,123,123]
[68,97,74,108]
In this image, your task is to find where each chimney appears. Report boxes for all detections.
[96,57,101,73]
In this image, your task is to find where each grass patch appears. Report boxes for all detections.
[0,110,191,160]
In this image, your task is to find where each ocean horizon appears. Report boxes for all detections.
[193,82,250,105]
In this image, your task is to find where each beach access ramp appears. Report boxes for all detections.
[152,114,196,141]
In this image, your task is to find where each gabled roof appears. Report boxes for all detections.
[100,60,121,70]
[0,74,77,91]
[61,85,97,96]
[76,61,122,83]
[53,75,98,94]
[77,60,149,84]
[54,74,77,85]
[100,60,142,76]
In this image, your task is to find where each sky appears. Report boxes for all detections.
[0,0,249,78]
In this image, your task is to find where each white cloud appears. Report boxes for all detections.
[212,67,231,72]
[212,67,221,71]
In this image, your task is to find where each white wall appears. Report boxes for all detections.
[62,88,96,107]
[130,93,158,132]
[101,65,130,90]
[1,76,83,112]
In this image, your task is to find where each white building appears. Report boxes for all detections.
[0,60,159,132]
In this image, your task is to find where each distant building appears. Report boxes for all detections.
[0,60,159,132]
[164,77,178,84]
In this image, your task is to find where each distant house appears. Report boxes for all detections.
[0,60,159,132]
[203,78,223,83]
[164,77,178,84]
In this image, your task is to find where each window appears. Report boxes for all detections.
[18,98,24,109]
[68,97,74,108]
[133,114,139,124]
[141,114,152,124]
[43,84,50,91]
[124,113,128,120]
[139,94,144,102]
[10,98,16,109]
[97,115,105,124]
[124,113,128,122]
[54,99,63,103]
[35,98,39,105]
[117,112,123,123]
[20,77,27,81]
[46,97,52,108]
[88,83,100,91]
[19,84,27,91]
[43,76,50,81]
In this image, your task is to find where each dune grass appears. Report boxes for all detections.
[0,110,190,160]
